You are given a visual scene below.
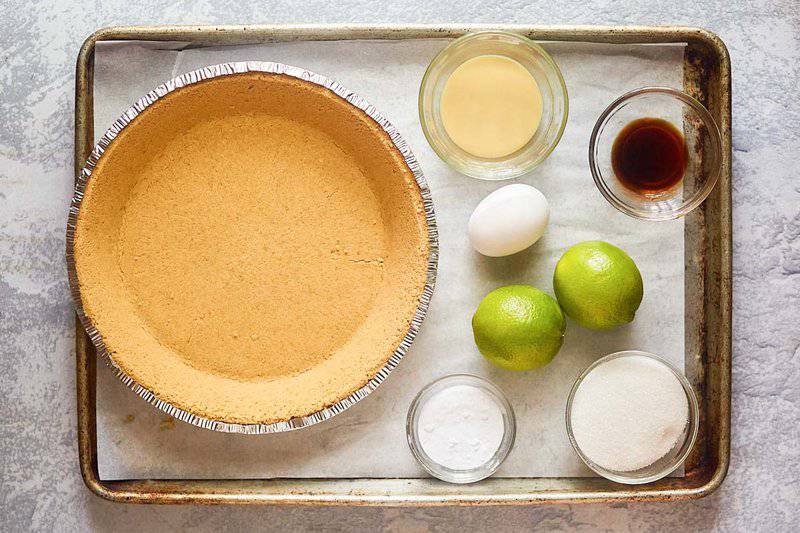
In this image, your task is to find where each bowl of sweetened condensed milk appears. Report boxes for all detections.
[419,31,568,180]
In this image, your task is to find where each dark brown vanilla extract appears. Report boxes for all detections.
[611,118,687,193]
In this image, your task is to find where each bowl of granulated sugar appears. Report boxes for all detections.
[566,350,699,485]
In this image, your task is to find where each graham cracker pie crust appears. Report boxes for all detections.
[73,71,430,425]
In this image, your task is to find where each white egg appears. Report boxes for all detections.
[468,184,550,257]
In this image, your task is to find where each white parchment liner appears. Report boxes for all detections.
[91,41,685,480]
[66,61,439,434]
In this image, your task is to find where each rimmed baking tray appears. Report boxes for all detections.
[73,24,731,505]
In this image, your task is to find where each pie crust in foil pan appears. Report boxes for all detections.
[65,61,439,434]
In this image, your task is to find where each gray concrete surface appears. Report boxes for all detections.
[1,1,798,531]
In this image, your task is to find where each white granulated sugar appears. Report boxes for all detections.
[570,355,689,472]
[417,384,505,470]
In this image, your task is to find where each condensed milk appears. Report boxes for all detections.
[440,55,542,159]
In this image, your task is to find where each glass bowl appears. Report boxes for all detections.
[406,374,516,484]
[589,87,722,220]
[419,31,568,180]
[565,350,699,485]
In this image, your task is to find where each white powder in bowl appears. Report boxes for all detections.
[570,354,689,472]
[417,384,506,470]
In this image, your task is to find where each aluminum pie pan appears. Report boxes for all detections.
[65,60,439,434]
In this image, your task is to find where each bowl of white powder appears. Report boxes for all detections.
[566,350,699,484]
[406,374,516,483]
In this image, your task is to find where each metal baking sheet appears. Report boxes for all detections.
[73,24,731,505]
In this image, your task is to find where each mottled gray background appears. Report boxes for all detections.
[1,0,798,532]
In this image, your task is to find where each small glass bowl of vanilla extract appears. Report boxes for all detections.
[589,87,722,221]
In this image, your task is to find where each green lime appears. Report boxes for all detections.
[471,285,566,371]
[553,241,643,330]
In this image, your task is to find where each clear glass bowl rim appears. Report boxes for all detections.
[418,30,569,180]
[565,350,700,485]
[588,86,722,220]
[406,374,516,484]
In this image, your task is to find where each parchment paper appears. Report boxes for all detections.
[92,39,685,479]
